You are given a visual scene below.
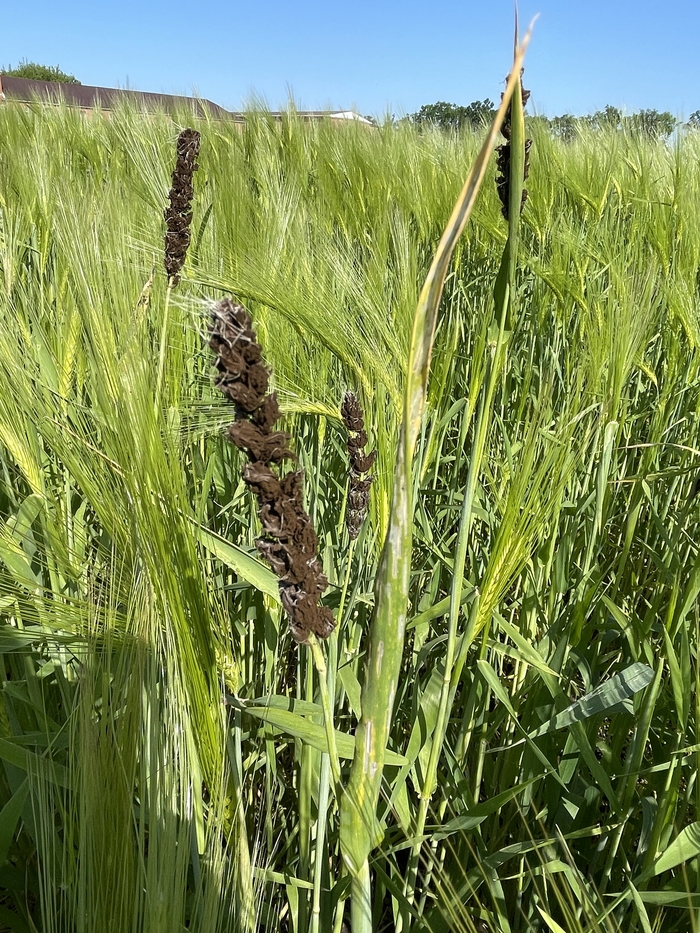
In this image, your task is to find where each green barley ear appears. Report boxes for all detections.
[209,297,335,643]
[163,128,201,286]
[339,30,533,933]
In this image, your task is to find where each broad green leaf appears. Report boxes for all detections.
[0,779,29,865]
[0,738,69,788]
[285,882,298,933]
[528,662,654,738]
[0,624,87,653]
[0,903,32,933]
[390,780,412,834]
[337,663,362,719]
[195,522,279,601]
[672,743,700,756]
[387,666,444,820]
[432,775,542,839]
[253,867,314,890]
[484,824,611,872]
[247,695,321,716]
[0,425,43,495]
[8,494,44,543]
[627,882,654,933]
[633,891,700,907]
[241,703,407,765]
[0,494,44,587]
[537,907,567,933]
[594,421,618,535]
[413,665,443,775]
[406,586,472,631]
[650,821,700,876]
[662,627,689,728]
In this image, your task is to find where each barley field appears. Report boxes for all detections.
[0,75,700,933]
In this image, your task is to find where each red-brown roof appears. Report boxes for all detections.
[0,75,233,119]
[0,75,374,126]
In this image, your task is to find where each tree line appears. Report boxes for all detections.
[409,99,700,139]
[1,60,81,84]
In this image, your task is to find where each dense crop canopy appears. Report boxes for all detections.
[0,97,699,932]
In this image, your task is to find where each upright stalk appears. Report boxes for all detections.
[339,38,532,933]
[399,54,530,926]
[154,279,173,411]
[312,396,371,933]
[310,543,359,933]
[158,128,200,410]
[310,632,337,933]
[307,634,342,793]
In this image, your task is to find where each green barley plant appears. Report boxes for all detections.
[1,30,700,933]
[339,38,532,933]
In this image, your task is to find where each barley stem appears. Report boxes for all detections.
[154,278,173,411]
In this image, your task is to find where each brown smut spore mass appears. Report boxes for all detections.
[209,297,335,643]
[341,392,376,540]
[164,128,201,285]
[495,74,532,220]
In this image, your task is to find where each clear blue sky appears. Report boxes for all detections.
[2,0,699,119]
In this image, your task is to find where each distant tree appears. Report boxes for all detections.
[546,106,676,141]
[462,99,497,127]
[549,113,579,143]
[1,60,80,84]
[626,109,676,139]
[589,105,622,130]
[687,110,700,129]
[410,99,496,131]
[410,101,465,130]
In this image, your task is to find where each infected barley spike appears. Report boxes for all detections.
[209,297,335,643]
[495,71,532,220]
[341,392,376,540]
[164,128,201,286]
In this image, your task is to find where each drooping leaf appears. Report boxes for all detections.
[0,779,29,866]
[528,662,654,738]
[239,702,407,765]
[195,522,280,601]
[432,775,543,839]
[649,821,700,876]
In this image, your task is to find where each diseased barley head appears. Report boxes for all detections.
[164,128,201,286]
[495,72,532,220]
[341,392,376,540]
[209,297,336,643]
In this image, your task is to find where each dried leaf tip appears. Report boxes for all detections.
[209,297,335,644]
[164,128,201,286]
[341,392,376,540]
[495,71,532,220]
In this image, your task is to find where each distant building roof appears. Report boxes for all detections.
[0,75,374,126]
[263,110,374,124]
[329,111,373,123]
[0,75,232,119]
